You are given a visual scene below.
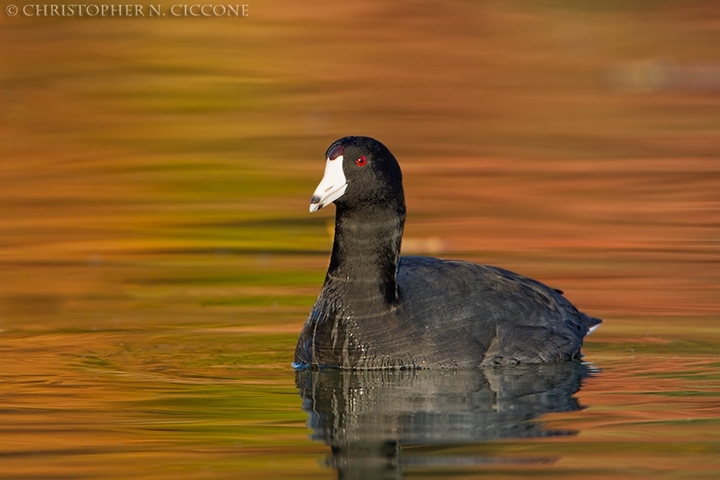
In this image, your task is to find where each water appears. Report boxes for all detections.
[1,1,720,478]
[297,364,594,479]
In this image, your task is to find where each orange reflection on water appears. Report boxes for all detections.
[1,1,720,478]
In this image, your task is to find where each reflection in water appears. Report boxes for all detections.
[296,363,595,478]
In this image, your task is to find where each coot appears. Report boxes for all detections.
[294,136,601,369]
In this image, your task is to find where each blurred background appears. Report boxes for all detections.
[2,1,718,323]
[0,1,719,478]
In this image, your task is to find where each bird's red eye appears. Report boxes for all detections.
[356,155,367,167]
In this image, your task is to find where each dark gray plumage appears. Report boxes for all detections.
[294,136,601,370]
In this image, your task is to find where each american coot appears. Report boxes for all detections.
[294,136,601,370]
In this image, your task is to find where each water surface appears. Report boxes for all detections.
[1,1,720,478]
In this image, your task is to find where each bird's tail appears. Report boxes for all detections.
[583,315,603,335]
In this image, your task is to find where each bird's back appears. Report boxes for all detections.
[395,256,601,366]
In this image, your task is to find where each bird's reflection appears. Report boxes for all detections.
[296,362,596,479]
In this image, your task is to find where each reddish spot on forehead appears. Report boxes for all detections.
[328,145,344,161]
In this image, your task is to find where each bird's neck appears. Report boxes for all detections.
[324,204,405,308]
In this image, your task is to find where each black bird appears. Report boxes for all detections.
[294,136,601,369]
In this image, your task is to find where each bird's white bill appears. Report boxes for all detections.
[309,155,347,212]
